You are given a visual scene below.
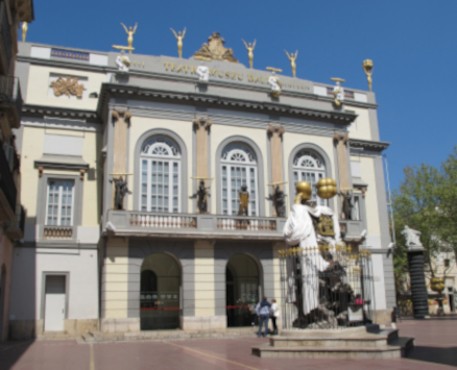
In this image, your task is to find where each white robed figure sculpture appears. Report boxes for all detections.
[283,179,342,319]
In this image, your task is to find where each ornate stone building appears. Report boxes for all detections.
[9,32,394,338]
[0,0,33,341]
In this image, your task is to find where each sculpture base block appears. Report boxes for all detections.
[252,325,414,359]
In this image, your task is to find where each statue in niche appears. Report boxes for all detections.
[238,185,249,216]
[340,191,353,220]
[267,185,286,217]
[111,176,130,210]
[190,180,210,213]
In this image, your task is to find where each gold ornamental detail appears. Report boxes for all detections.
[193,32,238,63]
[50,77,85,99]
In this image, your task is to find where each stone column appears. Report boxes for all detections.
[193,116,212,180]
[267,123,285,186]
[112,109,131,175]
[333,132,352,192]
[407,246,429,319]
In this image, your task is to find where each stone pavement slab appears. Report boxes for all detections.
[1,317,456,370]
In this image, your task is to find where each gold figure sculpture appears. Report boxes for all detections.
[170,27,186,58]
[285,50,298,77]
[238,185,249,216]
[121,22,138,52]
[21,22,28,42]
[242,39,256,69]
[362,59,374,91]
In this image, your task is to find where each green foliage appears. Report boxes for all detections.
[392,147,457,288]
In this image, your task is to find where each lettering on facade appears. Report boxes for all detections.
[163,62,312,93]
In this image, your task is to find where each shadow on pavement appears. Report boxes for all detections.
[0,340,34,370]
[407,345,457,367]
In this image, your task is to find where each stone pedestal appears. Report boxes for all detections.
[407,246,429,319]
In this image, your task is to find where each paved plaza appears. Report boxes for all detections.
[1,317,457,370]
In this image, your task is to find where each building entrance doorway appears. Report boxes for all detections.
[44,275,66,332]
[140,253,181,330]
[226,254,260,327]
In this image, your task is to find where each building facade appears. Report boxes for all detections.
[10,33,395,338]
[0,0,33,341]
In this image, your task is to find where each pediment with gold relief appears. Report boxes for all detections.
[193,32,238,63]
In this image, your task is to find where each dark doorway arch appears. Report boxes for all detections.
[140,253,181,330]
[226,254,260,327]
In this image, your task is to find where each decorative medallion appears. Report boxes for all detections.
[193,32,238,63]
[50,77,85,99]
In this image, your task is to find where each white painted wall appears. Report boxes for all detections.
[9,248,98,320]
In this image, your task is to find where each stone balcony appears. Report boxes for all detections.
[103,209,287,241]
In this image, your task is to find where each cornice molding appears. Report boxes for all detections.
[349,138,389,153]
[22,104,99,122]
[98,84,357,125]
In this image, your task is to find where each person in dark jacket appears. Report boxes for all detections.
[255,297,271,337]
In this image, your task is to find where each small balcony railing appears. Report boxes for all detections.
[42,225,74,239]
[105,209,286,240]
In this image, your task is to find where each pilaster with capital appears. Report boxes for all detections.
[192,116,212,183]
[112,109,131,175]
[267,124,285,188]
[333,132,352,192]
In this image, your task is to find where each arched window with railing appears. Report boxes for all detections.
[220,142,259,216]
[139,135,182,212]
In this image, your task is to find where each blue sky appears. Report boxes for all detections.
[25,0,457,191]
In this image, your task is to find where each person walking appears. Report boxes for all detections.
[256,297,271,337]
[270,298,280,335]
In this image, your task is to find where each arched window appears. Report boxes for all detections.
[292,149,326,203]
[140,135,181,212]
[220,142,258,216]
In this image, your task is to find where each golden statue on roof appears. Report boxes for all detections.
[285,50,298,78]
[121,22,138,50]
[171,27,186,58]
[193,32,238,63]
[242,39,256,69]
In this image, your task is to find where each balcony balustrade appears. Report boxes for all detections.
[105,209,286,241]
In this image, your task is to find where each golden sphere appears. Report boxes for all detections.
[295,181,312,201]
[317,178,337,199]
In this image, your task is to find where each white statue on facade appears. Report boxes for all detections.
[331,77,345,107]
[268,74,281,97]
[401,225,423,248]
[116,54,130,72]
[196,65,209,82]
